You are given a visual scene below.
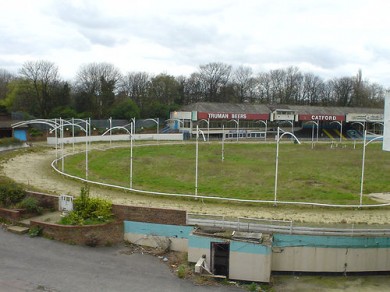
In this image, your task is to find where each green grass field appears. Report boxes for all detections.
[63,142,390,205]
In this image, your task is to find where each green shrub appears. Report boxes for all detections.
[59,185,113,225]
[28,128,43,137]
[177,264,187,279]
[0,182,26,207]
[18,197,43,214]
[29,225,42,237]
[0,137,23,147]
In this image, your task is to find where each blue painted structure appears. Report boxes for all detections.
[273,234,390,248]
[14,129,27,141]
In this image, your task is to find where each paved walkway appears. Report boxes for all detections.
[20,211,63,226]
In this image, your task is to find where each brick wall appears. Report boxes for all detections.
[26,191,58,210]
[0,207,21,222]
[25,192,187,226]
[112,204,186,225]
[30,220,124,246]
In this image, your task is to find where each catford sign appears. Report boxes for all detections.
[299,114,345,121]
[197,112,269,120]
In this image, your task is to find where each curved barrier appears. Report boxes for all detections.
[51,144,390,209]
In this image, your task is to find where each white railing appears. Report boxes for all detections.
[50,143,390,209]
[187,214,390,236]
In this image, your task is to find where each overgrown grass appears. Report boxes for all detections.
[63,142,390,205]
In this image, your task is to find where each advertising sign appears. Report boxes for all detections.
[197,112,269,120]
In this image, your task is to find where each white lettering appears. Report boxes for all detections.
[231,113,247,119]
[208,113,228,119]
[311,115,337,121]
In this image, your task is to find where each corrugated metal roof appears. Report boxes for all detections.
[180,102,384,115]
[180,102,271,113]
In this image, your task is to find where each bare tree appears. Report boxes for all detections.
[181,73,205,104]
[120,71,151,113]
[232,66,257,103]
[75,62,122,118]
[284,66,303,104]
[199,62,232,102]
[301,73,324,105]
[331,77,354,106]
[19,60,60,117]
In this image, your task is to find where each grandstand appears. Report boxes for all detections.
[169,103,384,140]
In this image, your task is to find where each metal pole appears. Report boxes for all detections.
[72,117,75,152]
[222,125,225,162]
[311,123,314,149]
[208,118,210,142]
[237,118,239,142]
[130,122,133,189]
[85,119,88,180]
[60,118,64,172]
[274,127,280,206]
[359,130,367,207]
[109,117,112,147]
[54,118,58,166]
[195,125,199,197]
[316,120,319,142]
[340,121,343,143]
[265,121,267,141]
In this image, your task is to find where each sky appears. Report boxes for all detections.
[1,0,390,87]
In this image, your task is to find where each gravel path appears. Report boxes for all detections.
[2,145,390,225]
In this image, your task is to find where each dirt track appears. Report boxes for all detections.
[2,145,390,225]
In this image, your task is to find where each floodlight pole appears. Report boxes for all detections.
[274,127,280,206]
[72,117,75,152]
[222,125,225,162]
[359,130,384,207]
[331,121,343,143]
[274,127,301,206]
[195,125,199,197]
[109,117,112,147]
[199,119,210,141]
[308,120,319,149]
[195,126,206,197]
[256,120,268,141]
[130,122,133,189]
[85,119,89,180]
[60,118,64,173]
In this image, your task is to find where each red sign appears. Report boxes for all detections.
[197,112,269,120]
[299,114,345,121]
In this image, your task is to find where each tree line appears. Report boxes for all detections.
[0,60,386,120]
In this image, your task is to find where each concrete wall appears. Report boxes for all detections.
[47,133,183,145]
[124,221,193,252]
[188,233,225,264]
[229,241,272,283]
[272,234,390,273]
[188,234,272,282]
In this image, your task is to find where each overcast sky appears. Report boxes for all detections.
[1,0,390,87]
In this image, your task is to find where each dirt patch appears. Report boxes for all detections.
[2,146,390,225]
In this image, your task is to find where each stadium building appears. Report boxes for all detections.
[168,103,384,140]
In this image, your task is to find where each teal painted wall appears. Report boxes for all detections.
[124,221,192,238]
[274,234,390,248]
[189,234,271,254]
[188,234,225,249]
[230,241,271,255]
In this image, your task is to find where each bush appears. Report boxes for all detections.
[59,185,113,225]
[29,225,42,237]
[18,197,43,214]
[0,137,23,147]
[0,182,26,207]
[177,264,187,279]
